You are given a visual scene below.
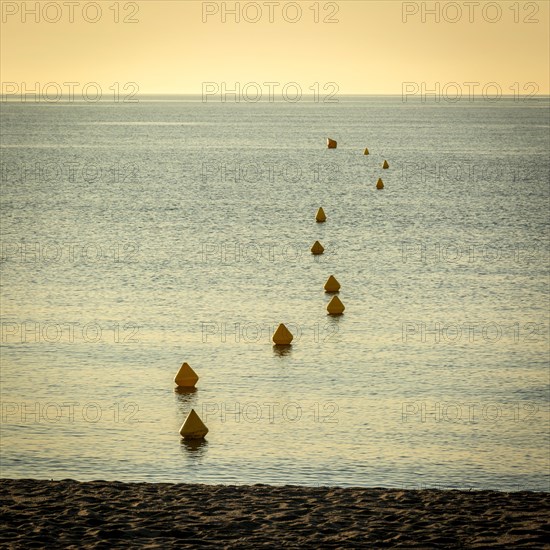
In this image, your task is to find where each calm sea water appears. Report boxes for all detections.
[1,96,549,491]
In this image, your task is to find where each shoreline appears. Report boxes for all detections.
[1,479,549,548]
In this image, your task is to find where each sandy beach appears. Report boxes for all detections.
[0,480,548,548]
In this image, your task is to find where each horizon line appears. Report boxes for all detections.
[2,93,550,100]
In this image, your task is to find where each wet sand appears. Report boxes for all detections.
[0,479,548,548]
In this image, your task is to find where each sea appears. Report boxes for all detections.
[1,95,549,491]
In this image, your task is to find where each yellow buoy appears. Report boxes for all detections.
[382,160,389,169]
[364,148,369,155]
[327,138,337,149]
[376,178,384,190]
[327,295,345,315]
[179,409,208,439]
[174,362,199,388]
[311,241,324,255]
[272,323,294,345]
[316,207,326,223]
[324,275,340,293]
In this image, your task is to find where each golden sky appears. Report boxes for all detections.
[1,0,549,95]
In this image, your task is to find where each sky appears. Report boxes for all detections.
[1,0,549,96]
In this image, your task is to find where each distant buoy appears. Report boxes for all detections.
[327,138,337,149]
[311,241,324,255]
[273,323,293,345]
[364,148,369,155]
[382,160,389,169]
[327,295,345,315]
[376,178,384,190]
[180,409,208,439]
[324,275,340,293]
[174,362,199,388]
[316,207,326,223]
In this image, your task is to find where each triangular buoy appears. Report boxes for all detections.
[382,160,389,169]
[327,138,337,149]
[316,207,326,223]
[180,409,208,439]
[327,295,345,315]
[273,323,293,345]
[363,148,369,155]
[324,275,340,293]
[311,241,324,255]
[376,178,384,190]
[174,362,199,388]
